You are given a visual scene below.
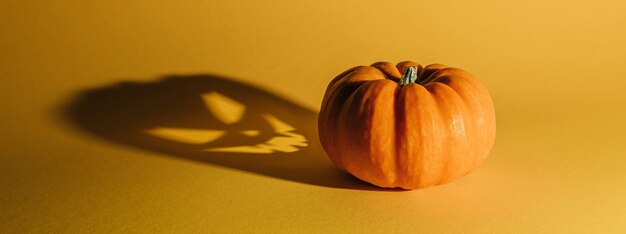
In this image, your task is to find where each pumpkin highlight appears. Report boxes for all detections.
[318,61,496,189]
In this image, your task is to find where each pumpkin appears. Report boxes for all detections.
[318,61,496,189]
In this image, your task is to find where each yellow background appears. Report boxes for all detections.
[2,0,626,233]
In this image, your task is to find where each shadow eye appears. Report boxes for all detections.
[202,91,246,124]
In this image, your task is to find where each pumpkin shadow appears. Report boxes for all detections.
[63,74,398,191]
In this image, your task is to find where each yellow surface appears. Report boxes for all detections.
[2,1,626,233]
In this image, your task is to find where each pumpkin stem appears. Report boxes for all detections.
[399,66,418,85]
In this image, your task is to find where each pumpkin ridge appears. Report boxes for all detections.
[420,67,464,85]
[322,67,383,165]
[335,79,397,186]
[393,84,404,187]
[440,75,495,171]
[334,83,366,175]
[369,80,400,185]
[433,76,483,173]
[422,64,448,80]
[426,82,473,184]
[371,62,402,81]
[320,79,372,171]
[424,83,449,186]
[326,67,359,93]
[396,84,433,188]
[320,69,359,119]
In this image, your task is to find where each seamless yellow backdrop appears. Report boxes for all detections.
[2,0,626,233]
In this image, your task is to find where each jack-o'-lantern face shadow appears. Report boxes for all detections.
[63,75,395,190]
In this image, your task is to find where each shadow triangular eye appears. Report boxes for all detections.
[202,92,246,124]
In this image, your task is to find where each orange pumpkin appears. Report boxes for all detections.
[318,61,496,189]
